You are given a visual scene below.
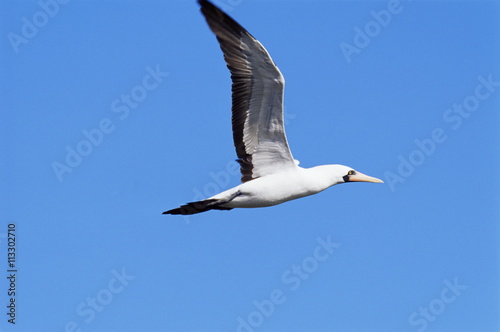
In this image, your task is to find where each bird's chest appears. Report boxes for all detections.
[238,172,318,206]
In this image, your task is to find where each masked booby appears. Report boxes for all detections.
[163,0,383,215]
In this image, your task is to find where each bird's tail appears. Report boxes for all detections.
[164,189,241,215]
[162,199,233,215]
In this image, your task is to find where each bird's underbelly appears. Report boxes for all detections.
[222,173,321,208]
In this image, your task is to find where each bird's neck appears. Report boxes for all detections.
[301,165,344,192]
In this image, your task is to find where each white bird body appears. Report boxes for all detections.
[212,166,330,208]
[163,1,383,215]
[213,165,367,209]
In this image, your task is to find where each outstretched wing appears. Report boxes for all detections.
[199,0,297,182]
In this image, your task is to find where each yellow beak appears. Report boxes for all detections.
[348,172,384,183]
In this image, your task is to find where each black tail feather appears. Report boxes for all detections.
[163,199,233,215]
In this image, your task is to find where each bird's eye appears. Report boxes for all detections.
[348,170,355,175]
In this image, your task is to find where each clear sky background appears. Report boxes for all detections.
[1,0,499,331]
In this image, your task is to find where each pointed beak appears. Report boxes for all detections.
[348,172,384,183]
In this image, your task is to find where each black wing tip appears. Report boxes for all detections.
[198,0,223,12]
[198,0,219,14]
[197,0,253,39]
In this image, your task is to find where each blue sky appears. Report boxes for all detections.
[1,0,499,331]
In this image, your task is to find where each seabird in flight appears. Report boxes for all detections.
[163,0,383,215]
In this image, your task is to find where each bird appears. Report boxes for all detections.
[163,0,383,215]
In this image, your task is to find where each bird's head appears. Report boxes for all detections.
[326,165,384,185]
[338,165,384,184]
